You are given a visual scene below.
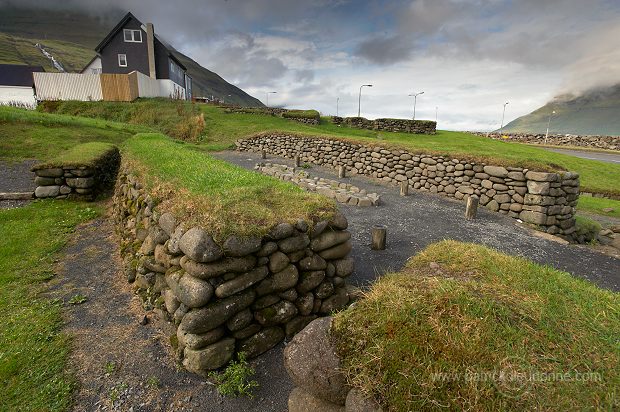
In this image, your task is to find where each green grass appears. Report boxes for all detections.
[0,201,101,411]
[578,197,620,219]
[35,100,620,196]
[32,142,118,170]
[282,109,320,119]
[122,133,335,239]
[0,106,140,162]
[333,240,620,411]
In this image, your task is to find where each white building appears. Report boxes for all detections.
[0,64,45,109]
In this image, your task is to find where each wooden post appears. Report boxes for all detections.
[400,181,409,196]
[338,165,346,178]
[465,195,479,220]
[261,150,267,159]
[371,225,387,250]
[294,155,301,167]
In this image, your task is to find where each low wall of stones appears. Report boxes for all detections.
[236,134,580,239]
[472,132,620,151]
[31,146,120,200]
[256,162,381,206]
[332,116,436,135]
[113,170,356,374]
[225,106,320,125]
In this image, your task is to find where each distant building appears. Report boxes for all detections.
[81,12,192,100]
[0,64,45,108]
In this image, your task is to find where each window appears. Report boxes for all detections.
[118,54,127,67]
[123,29,142,43]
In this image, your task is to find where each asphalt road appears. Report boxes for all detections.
[544,147,620,164]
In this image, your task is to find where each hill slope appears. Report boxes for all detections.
[502,85,620,136]
[0,6,263,107]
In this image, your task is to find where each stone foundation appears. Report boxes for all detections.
[255,162,381,206]
[473,132,620,151]
[236,134,580,239]
[31,146,120,200]
[114,170,356,373]
[332,116,436,134]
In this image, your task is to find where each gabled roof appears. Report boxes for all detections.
[0,64,45,87]
[94,11,187,72]
[94,11,137,53]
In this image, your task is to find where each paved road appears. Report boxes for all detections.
[544,147,620,164]
[216,151,620,292]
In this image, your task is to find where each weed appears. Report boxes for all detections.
[146,376,160,389]
[104,362,116,375]
[208,352,259,398]
[109,382,128,402]
[68,294,88,305]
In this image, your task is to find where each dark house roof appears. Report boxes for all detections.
[94,12,187,71]
[0,64,45,87]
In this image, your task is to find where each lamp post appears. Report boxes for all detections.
[336,97,339,117]
[408,91,424,120]
[545,110,556,144]
[266,91,277,107]
[435,106,438,123]
[358,84,372,117]
[500,101,509,133]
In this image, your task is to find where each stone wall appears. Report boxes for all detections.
[225,106,320,125]
[236,134,580,239]
[32,146,120,200]
[113,170,356,374]
[472,132,620,151]
[332,116,437,135]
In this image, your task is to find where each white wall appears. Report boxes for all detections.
[135,71,161,97]
[159,79,186,100]
[34,72,103,101]
[82,56,102,74]
[0,86,37,108]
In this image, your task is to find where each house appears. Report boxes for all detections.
[81,12,192,100]
[0,64,45,108]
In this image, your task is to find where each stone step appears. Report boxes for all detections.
[0,192,34,200]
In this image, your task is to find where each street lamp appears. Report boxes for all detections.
[266,91,277,107]
[336,97,339,117]
[435,106,438,123]
[408,91,424,120]
[545,110,556,144]
[500,101,509,133]
[358,84,372,117]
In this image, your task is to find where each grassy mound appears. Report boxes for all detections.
[32,142,118,170]
[0,106,139,162]
[282,109,320,120]
[122,133,335,239]
[38,99,206,142]
[333,240,619,411]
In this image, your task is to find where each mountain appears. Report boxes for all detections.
[0,6,263,107]
[501,85,620,136]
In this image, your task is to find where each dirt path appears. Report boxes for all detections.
[215,151,620,292]
[51,215,290,412]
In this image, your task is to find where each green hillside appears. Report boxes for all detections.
[502,85,620,136]
[0,6,262,107]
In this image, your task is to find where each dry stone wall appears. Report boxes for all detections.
[473,132,620,151]
[332,116,436,134]
[236,134,580,239]
[32,147,120,200]
[113,169,356,374]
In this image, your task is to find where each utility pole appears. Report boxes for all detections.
[336,97,339,117]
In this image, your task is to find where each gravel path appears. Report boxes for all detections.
[51,216,291,412]
[0,160,37,209]
[215,151,620,292]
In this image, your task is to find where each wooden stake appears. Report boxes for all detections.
[465,195,479,220]
[371,225,387,250]
[294,155,301,167]
[261,150,266,159]
[338,165,346,178]
[400,181,409,196]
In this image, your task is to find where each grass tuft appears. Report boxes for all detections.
[332,240,620,411]
[32,142,117,170]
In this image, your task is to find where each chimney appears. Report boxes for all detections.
[146,23,156,78]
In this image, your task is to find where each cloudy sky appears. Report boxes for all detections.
[9,0,620,130]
